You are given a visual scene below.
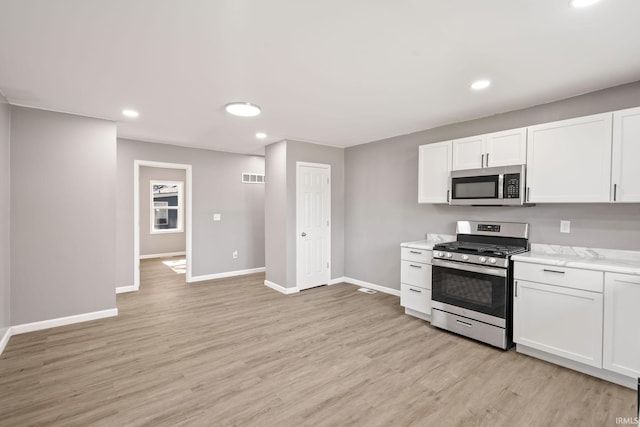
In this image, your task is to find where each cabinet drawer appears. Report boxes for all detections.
[400,261,432,289]
[514,262,603,293]
[401,247,432,264]
[400,284,431,315]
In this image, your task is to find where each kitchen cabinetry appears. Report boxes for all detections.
[603,273,640,378]
[418,141,451,204]
[526,113,613,203]
[612,106,640,202]
[451,127,526,171]
[513,263,604,368]
[400,247,432,321]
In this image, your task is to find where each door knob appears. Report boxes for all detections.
[301,232,307,237]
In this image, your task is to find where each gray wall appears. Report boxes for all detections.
[0,96,10,334]
[345,81,640,291]
[264,139,345,288]
[117,138,265,287]
[286,140,345,287]
[264,141,287,286]
[140,166,186,256]
[11,107,117,324]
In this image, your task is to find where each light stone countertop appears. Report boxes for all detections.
[400,234,456,251]
[512,244,640,277]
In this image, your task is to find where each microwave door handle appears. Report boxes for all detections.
[498,174,504,199]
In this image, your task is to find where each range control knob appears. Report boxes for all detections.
[461,255,469,261]
[446,253,453,258]
[489,258,497,264]
[479,257,487,263]
[437,252,444,257]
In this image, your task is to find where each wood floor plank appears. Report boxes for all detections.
[0,257,636,426]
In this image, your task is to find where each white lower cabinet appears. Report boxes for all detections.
[513,269,604,368]
[603,273,640,378]
[400,284,431,314]
[400,247,432,320]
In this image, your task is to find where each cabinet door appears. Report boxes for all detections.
[526,113,613,203]
[513,280,603,367]
[452,135,485,170]
[418,141,452,204]
[603,273,640,378]
[485,127,527,167]
[612,107,640,202]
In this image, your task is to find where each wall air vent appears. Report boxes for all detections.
[242,173,265,184]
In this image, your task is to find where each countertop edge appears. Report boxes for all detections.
[512,254,640,276]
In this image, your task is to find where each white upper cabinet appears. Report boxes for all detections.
[418,141,452,204]
[485,128,527,168]
[452,127,526,171]
[611,106,640,202]
[526,113,613,203]
[452,135,485,170]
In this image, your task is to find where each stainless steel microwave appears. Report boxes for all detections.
[449,164,527,206]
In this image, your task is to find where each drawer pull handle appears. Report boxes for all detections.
[456,320,473,328]
[409,250,422,254]
[543,269,565,274]
[409,264,422,269]
[409,288,422,293]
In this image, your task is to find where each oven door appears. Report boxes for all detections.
[431,258,508,326]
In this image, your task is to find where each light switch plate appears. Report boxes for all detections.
[560,220,571,233]
[213,213,221,221]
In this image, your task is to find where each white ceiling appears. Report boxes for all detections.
[1,0,639,155]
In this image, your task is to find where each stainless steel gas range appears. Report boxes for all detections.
[430,221,529,350]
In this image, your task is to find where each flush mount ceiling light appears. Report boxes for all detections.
[471,79,491,90]
[122,109,139,118]
[569,0,600,8]
[256,132,267,139]
[225,102,261,117]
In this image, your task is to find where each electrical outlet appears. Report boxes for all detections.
[213,213,221,221]
[560,220,571,234]
[232,250,238,259]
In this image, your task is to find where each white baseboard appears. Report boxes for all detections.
[11,308,118,335]
[329,276,347,285]
[116,285,138,294]
[264,280,300,295]
[341,277,401,297]
[139,251,186,260]
[0,327,11,355]
[188,267,266,283]
[516,344,637,390]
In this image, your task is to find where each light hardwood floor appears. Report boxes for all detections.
[0,257,636,426]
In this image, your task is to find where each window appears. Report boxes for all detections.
[150,181,183,234]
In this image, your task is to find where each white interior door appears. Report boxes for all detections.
[296,162,331,290]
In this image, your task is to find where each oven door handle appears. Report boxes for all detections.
[432,258,507,278]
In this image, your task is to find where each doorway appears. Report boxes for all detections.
[133,160,193,290]
[296,162,331,290]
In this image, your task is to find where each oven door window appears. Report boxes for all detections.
[451,175,499,199]
[432,265,507,319]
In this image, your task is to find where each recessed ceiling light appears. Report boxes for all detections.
[256,132,267,139]
[569,0,600,8]
[471,80,491,90]
[122,109,139,118]
[225,102,261,117]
